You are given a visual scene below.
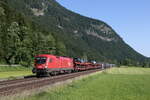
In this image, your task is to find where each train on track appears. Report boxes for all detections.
[32,54,114,77]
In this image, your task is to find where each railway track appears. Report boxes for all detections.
[0,77,37,86]
[0,69,103,96]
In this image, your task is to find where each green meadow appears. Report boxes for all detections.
[0,66,33,79]
[20,67,150,100]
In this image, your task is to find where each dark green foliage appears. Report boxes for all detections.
[0,1,58,66]
[0,0,149,67]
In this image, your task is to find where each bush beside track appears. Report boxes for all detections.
[18,67,150,100]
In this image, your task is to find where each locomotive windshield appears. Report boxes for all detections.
[35,57,47,64]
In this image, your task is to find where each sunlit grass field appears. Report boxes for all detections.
[107,67,150,75]
[20,67,150,100]
[0,66,32,79]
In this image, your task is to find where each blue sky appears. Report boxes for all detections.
[56,0,150,57]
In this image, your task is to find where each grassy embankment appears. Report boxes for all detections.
[20,67,150,100]
[0,66,33,79]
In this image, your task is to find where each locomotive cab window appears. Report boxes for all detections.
[35,57,47,64]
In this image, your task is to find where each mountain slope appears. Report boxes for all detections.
[0,0,149,66]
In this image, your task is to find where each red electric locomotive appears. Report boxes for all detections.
[32,54,74,76]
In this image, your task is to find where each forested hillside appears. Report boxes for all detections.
[0,0,149,67]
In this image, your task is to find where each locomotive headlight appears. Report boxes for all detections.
[45,65,48,68]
